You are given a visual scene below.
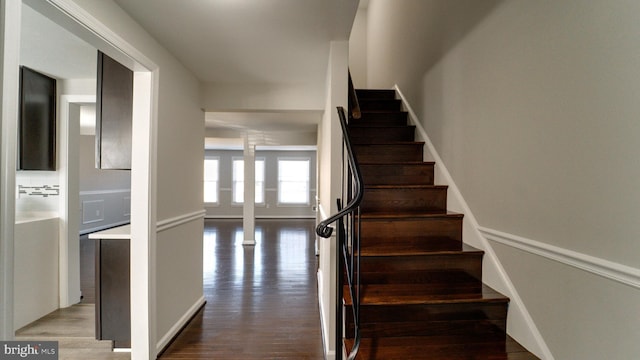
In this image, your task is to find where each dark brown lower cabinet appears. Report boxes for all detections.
[95,239,130,348]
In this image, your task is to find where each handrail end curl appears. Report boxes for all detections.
[316,223,334,238]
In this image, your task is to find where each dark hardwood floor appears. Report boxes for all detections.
[159,218,325,359]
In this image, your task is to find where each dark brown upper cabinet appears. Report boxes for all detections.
[18,66,57,171]
[96,51,133,170]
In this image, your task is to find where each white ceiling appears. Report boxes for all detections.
[114,0,358,85]
[20,4,96,80]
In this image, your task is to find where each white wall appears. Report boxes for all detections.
[365,0,502,115]
[201,82,325,112]
[363,0,640,359]
[59,78,95,97]
[348,8,367,88]
[316,40,348,360]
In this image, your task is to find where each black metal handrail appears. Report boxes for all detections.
[316,106,363,360]
[315,106,364,238]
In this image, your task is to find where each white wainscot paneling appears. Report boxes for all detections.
[82,199,104,224]
[80,190,131,234]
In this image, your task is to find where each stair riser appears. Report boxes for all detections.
[348,320,508,340]
[360,238,464,254]
[356,89,396,100]
[360,163,435,186]
[359,253,483,282]
[361,187,447,213]
[356,272,481,286]
[354,144,424,163]
[349,126,415,143]
[345,302,508,338]
[358,99,402,112]
[351,112,408,126]
[359,217,463,243]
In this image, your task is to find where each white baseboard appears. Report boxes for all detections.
[317,270,335,360]
[156,296,206,354]
[395,85,554,360]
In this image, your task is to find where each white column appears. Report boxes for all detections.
[242,136,256,246]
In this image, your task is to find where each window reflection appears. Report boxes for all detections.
[233,227,263,284]
[278,228,309,281]
[203,221,315,302]
[203,229,217,285]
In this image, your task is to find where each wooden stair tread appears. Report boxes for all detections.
[345,284,507,306]
[345,335,539,360]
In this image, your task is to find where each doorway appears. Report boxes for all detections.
[1,1,156,358]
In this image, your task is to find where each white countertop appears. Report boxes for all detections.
[88,224,131,239]
[15,211,58,224]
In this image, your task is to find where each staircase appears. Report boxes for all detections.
[343,89,538,359]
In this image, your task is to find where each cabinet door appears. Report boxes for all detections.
[18,66,56,171]
[96,51,133,170]
[95,239,131,348]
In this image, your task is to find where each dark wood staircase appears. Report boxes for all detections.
[343,89,538,359]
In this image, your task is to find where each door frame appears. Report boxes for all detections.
[1,1,158,358]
